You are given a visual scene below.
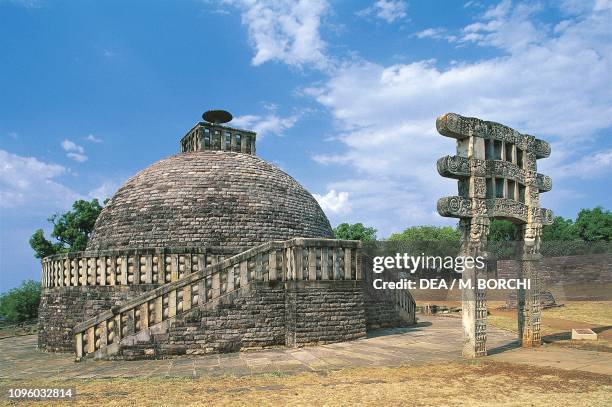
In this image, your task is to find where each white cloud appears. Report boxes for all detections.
[0,150,78,210]
[84,134,102,143]
[232,112,300,137]
[357,0,408,23]
[308,0,612,233]
[87,181,120,202]
[222,0,329,68]
[415,28,446,39]
[413,27,458,42]
[555,149,612,179]
[61,139,88,162]
[460,1,546,53]
[313,189,351,214]
[0,149,125,212]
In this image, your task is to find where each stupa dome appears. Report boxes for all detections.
[86,150,333,250]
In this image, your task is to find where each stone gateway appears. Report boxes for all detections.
[436,112,553,358]
[38,110,416,360]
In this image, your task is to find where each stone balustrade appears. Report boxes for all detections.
[72,238,362,360]
[41,247,244,289]
[391,288,416,324]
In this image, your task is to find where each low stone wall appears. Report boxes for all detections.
[497,253,612,306]
[116,281,366,359]
[363,295,404,329]
[497,253,612,284]
[38,285,157,352]
[166,283,287,355]
[361,259,412,329]
[285,281,366,347]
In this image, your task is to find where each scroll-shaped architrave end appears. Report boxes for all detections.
[536,174,552,192]
[437,196,473,218]
[436,113,470,139]
[437,155,471,178]
[541,208,554,225]
[533,139,551,159]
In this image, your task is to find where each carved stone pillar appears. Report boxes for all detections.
[518,222,542,347]
[460,216,489,358]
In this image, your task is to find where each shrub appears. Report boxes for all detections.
[0,280,41,323]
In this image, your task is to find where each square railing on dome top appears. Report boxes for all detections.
[180,122,257,155]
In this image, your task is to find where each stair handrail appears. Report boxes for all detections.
[72,238,362,359]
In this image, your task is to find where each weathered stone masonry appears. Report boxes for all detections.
[38,285,156,352]
[38,112,416,360]
[117,281,367,359]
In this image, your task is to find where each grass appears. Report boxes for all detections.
[0,361,610,406]
[544,301,612,327]
[487,301,612,351]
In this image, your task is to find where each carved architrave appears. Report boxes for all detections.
[436,113,551,158]
[437,197,552,225]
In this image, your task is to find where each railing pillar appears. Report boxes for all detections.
[227,266,235,292]
[100,256,107,286]
[183,284,192,312]
[268,251,277,281]
[294,247,303,280]
[240,260,248,287]
[321,248,329,280]
[75,332,83,359]
[171,254,179,282]
[344,248,352,280]
[86,326,95,354]
[308,248,317,280]
[109,256,117,286]
[168,291,177,318]
[211,273,220,299]
[145,255,153,284]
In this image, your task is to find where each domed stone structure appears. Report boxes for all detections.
[38,110,415,359]
[87,151,333,251]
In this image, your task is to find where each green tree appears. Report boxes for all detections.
[488,219,519,241]
[574,206,612,241]
[0,280,41,323]
[29,199,105,258]
[333,223,377,242]
[542,216,578,241]
[388,225,460,241]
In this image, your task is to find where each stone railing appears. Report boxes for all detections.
[41,247,246,289]
[361,254,417,326]
[181,122,257,154]
[72,238,362,360]
[391,288,416,324]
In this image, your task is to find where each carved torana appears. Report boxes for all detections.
[436,112,553,357]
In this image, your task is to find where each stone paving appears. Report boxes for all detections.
[1,316,610,380]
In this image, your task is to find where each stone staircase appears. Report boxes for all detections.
[72,238,367,360]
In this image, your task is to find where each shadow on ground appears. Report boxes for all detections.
[488,340,521,355]
[367,321,433,338]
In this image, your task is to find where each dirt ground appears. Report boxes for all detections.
[1,360,610,406]
[0,322,37,340]
[417,300,612,351]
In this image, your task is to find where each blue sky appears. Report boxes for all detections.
[1,0,611,291]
